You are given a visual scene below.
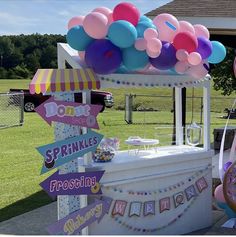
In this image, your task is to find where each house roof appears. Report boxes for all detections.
[146,0,236,18]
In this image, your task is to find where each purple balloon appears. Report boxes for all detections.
[150,42,177,70]
[85,39,122,74]
[196,37,212,59]
[224,161,232,172]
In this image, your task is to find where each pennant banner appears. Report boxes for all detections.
[144,201,155,216]
[40,170,105,198]
[35,97,102,129]
[129,202,142,217]
[37,130,103,174]
[47,198,110,235]
[112,200,127,216]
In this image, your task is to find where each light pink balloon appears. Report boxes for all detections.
[176,49,189,61]
[147,38,162,53]
[175,61,189,74]
[134,38,147,51]
[153,13,179,42]
[194,24,210,39]
[187,61,209,79]
[146,48,161,58]
[68,16,84,30]
[83,12,108,39]
[144,28,158,40]
[78,51,85,60]
[178,21,195,34]
[188,52,202,65]
[92,6,113,25]
[214,184,226,203]
[136,63,151,73]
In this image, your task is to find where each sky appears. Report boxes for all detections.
[0,0,171,35]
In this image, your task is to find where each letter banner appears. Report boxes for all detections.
[35,97,102,129]
[47,199,110,235]
[37,130,103,174]
[185,185,197,201]
[129,202,142,217]
[112,200,127,216]
[159,197,170,213]
[195,177,208,193]
[40,170,105,198]
[144,201,155,216]
[173,191,185,208]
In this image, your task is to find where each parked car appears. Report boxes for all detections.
[9,89,114,112]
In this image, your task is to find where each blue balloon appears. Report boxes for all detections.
[66,26,94,51]
[85,39,122,74]
[208,41,226,64]
[139,15,153,24]
[108,20,137,48]
[122,46,149,71]
[217,202,236,219]
[136,21,156,37]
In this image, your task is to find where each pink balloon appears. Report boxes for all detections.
[136,63,151,73]
[188,52,202,65]
[178,21,195,34]
[214,184,226,203]
[92,7,113,25]
[68,16,84,30]
[176,49,189,61]
[144,28,158,40]
[233,57,236,78]
[78,51,85,60]
[153,13,179,42]
[134,38,147,51]
[83,12,108,39]
[175,61,189,74]
[187,61,209,79]
[146,48,161,58]
[194,24,210,39]
[147,38,162,53]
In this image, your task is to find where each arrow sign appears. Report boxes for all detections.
[47,198,111,235]
[40,170,105,198]
[35,97,102,129]
[37,130,103,174]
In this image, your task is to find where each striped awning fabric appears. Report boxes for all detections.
[29,68,100,94]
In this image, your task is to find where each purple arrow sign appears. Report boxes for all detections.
[40,170,105,198]
[35,97,102,129]
[47,198,112,235]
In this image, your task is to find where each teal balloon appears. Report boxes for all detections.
[108,20,137,48]
[139,15,153,24]
[115,65,130,74]
[122,46,149,71]
[66,26,94,51]
[208,41,226,64]
[136,21,156,37]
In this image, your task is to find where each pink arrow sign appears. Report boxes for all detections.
[35,97,102,129]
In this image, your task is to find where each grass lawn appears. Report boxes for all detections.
[0,79,236,222]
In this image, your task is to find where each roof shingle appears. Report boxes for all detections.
[146,0,236,18]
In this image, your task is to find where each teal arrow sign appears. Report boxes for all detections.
[37,130,103,174]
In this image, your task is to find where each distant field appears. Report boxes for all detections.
[0,79,236,222]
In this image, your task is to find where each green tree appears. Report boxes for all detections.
[212,47,236,96]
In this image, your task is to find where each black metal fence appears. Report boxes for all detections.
[0,92,24,129]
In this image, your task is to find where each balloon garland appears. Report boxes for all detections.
[66,2,226,77]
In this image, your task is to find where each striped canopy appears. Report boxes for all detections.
[29,68,100,94]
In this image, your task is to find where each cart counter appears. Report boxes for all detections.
[79,145,213,235]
